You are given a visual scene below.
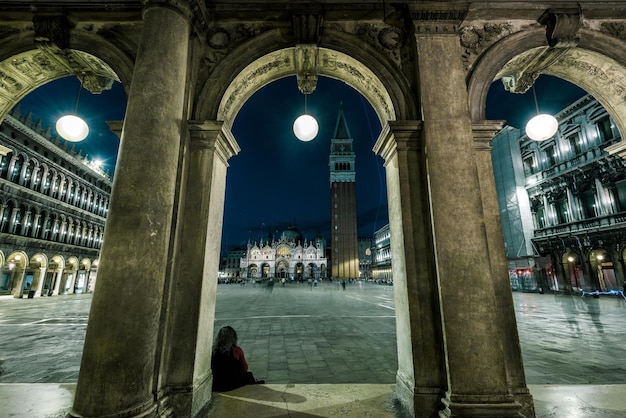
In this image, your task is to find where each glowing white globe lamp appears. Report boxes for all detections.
[56,114,89,142]
[56,74,89,142]
[525,83,559,141]
[293,114,319,142]
[525,113,558,141]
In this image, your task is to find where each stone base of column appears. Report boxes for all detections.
[395,372,446,417]
[439,392,523,417]
[167,374,213,418]
[69,399,157,418]
[511,388,535,418]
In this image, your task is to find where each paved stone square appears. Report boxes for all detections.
[1,281,625,387]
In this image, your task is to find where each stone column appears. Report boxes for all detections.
[11,265,26,298]
[51,267,63,296]
[32,265,46,297]
[415,32,522,416]
[51,219,60,241]
[373,121,447,417]
[59,220,67,242]
[70,0,191,416]
[162,121,239,417]
[30,213,41,238]
[0,204,7,232]
[473,122,536,417]
[8,207,19,234]
[20,210,31,236]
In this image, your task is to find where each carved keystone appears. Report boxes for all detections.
[538,8,582,48]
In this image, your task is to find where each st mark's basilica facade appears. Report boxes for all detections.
[240,229,327,281]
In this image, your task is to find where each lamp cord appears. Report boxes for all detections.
[304,93,308,115]
[74,74,85,114]
[532,84,540,114]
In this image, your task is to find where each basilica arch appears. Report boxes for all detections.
[2,2,626,418]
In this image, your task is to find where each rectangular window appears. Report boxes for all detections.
[544,145,556,167]
[523,156,535,176]
[556,198,568,224]
[580,190,596,218]
[567,133,582,156]
[616,180,626,212]
[535,206,545,229]
[597,116,614,143]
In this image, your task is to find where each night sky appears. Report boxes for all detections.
[13,73,586,250]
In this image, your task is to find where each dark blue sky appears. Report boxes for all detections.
[13,74,586,249]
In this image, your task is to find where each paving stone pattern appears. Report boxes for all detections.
[0,282,625,387]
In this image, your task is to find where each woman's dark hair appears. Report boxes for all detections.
[213,326,238,355]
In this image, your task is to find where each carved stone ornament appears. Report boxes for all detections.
[599,22,626,42]
[292,13,323,45]
[459,23,513,71]
[294,44,319,94]
[559,52,626,102]
[325,22,404,69]
[33,14,73,52]
[201,23,274,76]
[538,8,582,48]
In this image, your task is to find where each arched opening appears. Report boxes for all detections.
[215,71,393,384]
[472,25,626,396]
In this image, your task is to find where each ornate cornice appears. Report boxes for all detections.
[187,120,240,165]
[472,121,505,152]
[373,121,422,166]
[411,9,467,34]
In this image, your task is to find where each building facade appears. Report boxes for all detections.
[329,107,359,279]
[492,94,625,293]
[357,237,372,280]
[219,247,246,281]
[0,106,110,298]
[239,228,327,280]
[372,223,392,283]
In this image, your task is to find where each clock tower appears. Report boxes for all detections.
[329,106,359,280]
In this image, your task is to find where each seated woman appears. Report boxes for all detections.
[211,325,264,391]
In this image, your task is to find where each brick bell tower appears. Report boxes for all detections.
[329,105,359,280]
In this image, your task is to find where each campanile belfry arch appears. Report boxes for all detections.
[3,2,626,418]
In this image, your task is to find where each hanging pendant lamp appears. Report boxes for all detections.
[293,94,318,142]
[56,74,89,142]
[525,84,558,141]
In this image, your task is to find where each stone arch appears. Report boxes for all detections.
[212,47,397,126]
[0,27,134,123]
[5,250,28,297]
[467,26,626,143]
[195,27,416,125]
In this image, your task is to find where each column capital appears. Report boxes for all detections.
[373,120,422,165]
[472,120,505,152]
[188,121,241,165]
